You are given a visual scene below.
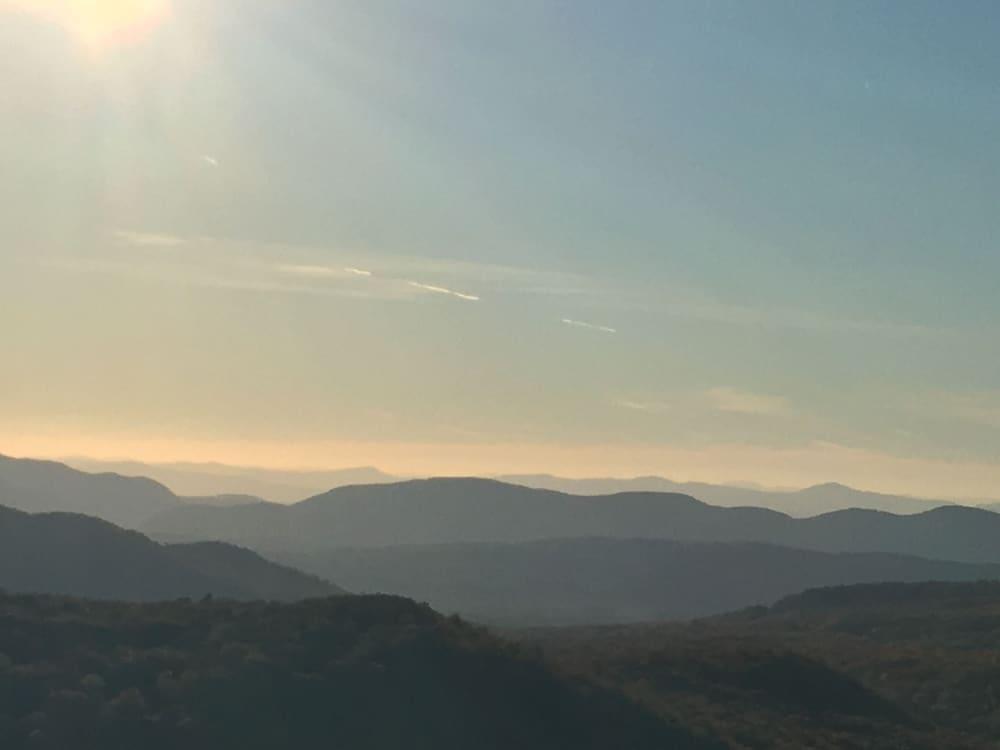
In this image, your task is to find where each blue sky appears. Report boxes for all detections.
[1,0,998,496]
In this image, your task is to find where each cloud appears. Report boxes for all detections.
[275,264,344,278]
[407,281,480,302]
[707,387,790,416]
[561,318,616,334]
[114,231,186,248]
[617,399,671,414]
[275,264,374,279]
[202,155,219,167]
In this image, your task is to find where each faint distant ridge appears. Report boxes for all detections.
[0,454,296,527]
[0,503,342,601]
[500,473,969,516]
[65,457,401,503]
[51,455,996,513]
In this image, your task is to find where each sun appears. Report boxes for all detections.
[6,0,170,50]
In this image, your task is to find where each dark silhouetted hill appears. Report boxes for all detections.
[522,581,1000,749]
[0,504,340,601]
[0,592,718,750]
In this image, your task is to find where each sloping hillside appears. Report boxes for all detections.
[0,592,718,750]
[0,454,179,528]
[520,581,1000,749]
[0,505,340,601]
[295,537,1000,625]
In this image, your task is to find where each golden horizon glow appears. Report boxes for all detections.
[5,0,170,50]
[3,432,1000,501]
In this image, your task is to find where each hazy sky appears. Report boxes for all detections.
[2,0,999,497]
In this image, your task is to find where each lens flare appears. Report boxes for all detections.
[5,0,170,50]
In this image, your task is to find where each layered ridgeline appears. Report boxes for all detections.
[0,505,340,601]
[8,458,1000,626]
[146,478,1000,563]
[0,454,269,528]
[67,457,400,504]
[520,581,1000,749]
[61,456,982,514]
[501,475,959,516]
[0,454,180,528]
[0,593,716,750]
[290,539,1000,626]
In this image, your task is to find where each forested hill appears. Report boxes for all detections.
[0,593,719,750]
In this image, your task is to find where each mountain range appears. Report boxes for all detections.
[7,455,1000,627]
[501,474,961,516]
[145,477,1000,564]
[65,457,399,504]
[60,456,994,515]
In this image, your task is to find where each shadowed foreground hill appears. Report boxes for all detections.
[146,477,1000,563]
[295,538,1000,625]
[0,505,340,602]
[519,581,1000,749]
[0,593,719,750]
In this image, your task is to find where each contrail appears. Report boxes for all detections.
[408,281,480,301]
[561,318,616,334]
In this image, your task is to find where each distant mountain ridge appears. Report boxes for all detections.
[145,477,1000,564]
[66,457,400,503]
[60,457,993,514]
[0,453,180,527]
[289,537,1000,626]
[0,503,341,601]
[0,454,275,527]
[500,474,964,516]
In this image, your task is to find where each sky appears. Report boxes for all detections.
[2,0,999,498]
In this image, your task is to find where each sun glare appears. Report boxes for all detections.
[8,0,170,50]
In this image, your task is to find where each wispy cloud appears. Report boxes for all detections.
[114,231,186,248]
[616,399,671,414]
[202,155,219,168]
[275,264,374,279]
[707,387,790,416]
[276,264,345,278]
[39,257,409,301]
[561,318,617,334]
[408,281,480,302]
